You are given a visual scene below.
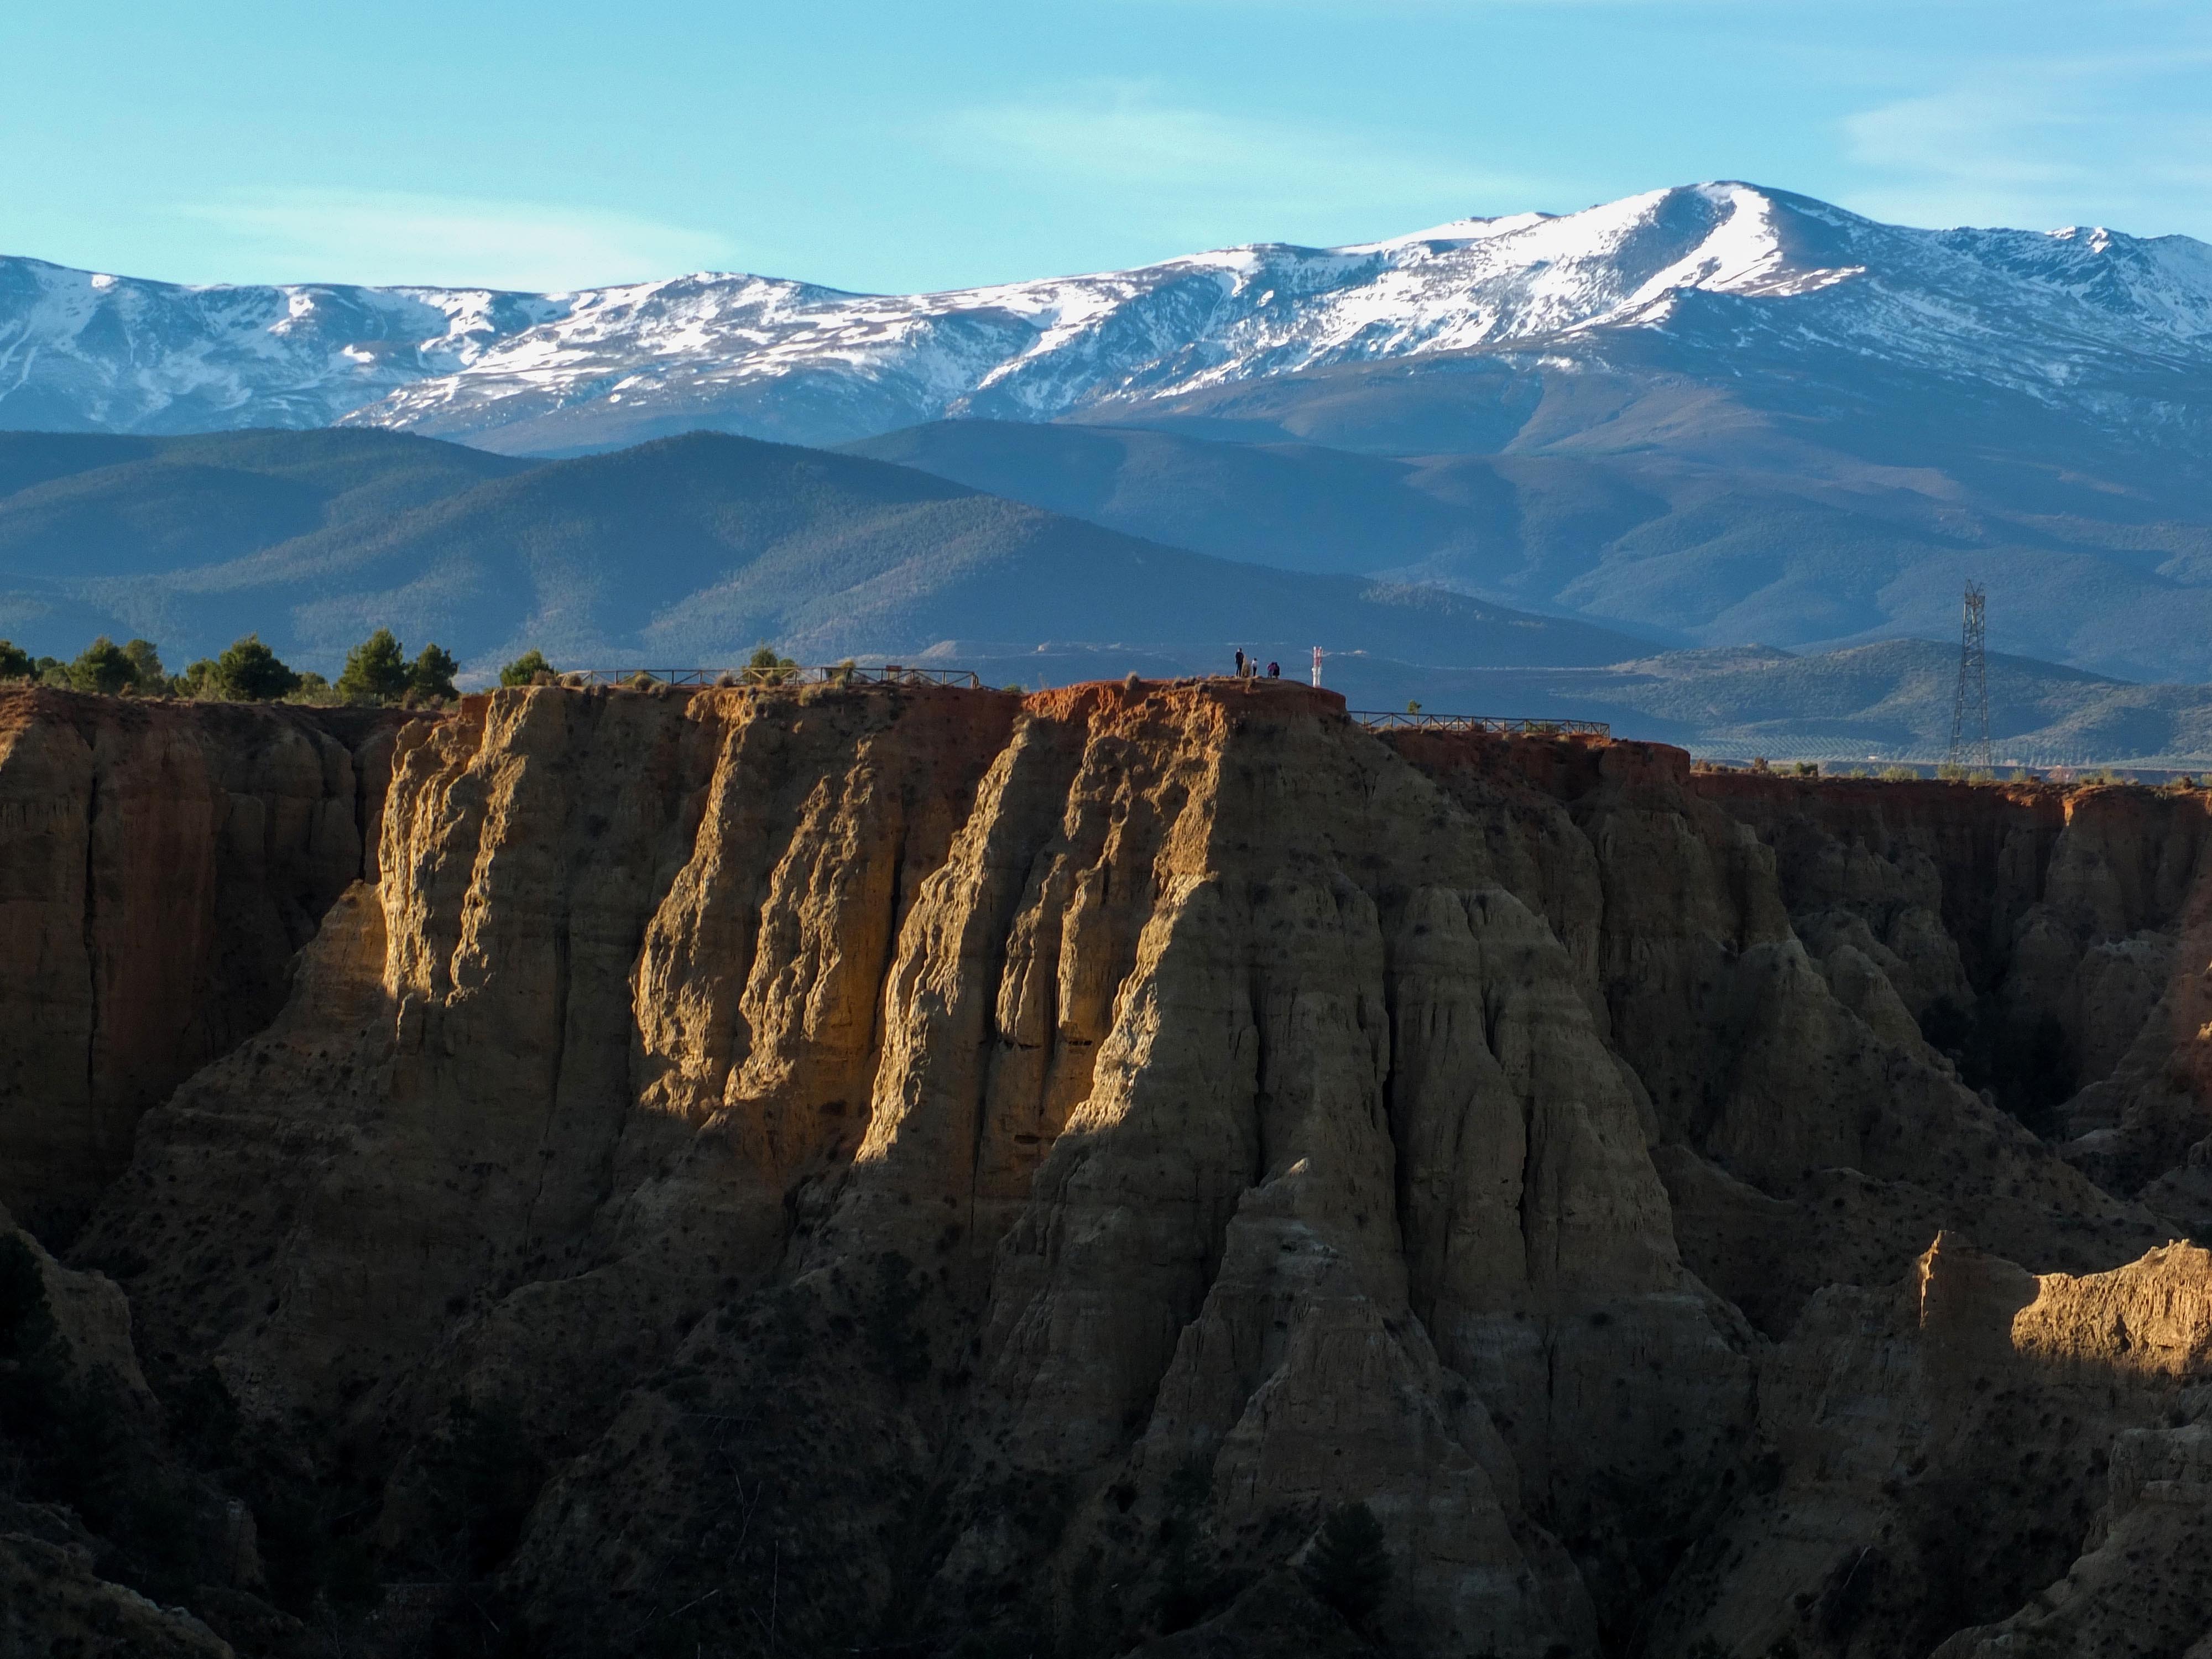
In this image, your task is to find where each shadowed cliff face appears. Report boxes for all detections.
[0,688,415,1242]
[7,682,2212,1657]
[1697,771,2212,1220]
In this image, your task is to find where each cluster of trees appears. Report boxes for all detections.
[498,649,553,686]
[744,645,801,684]
[0,637,903,703]
[0,630,450,703]
[0,630,559,705]
[325,629,458,704]
[0,635,169,695]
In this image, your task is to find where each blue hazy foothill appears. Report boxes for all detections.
[0,427,1645,682]
[1,425,2207,768]
[6,183,2212,764]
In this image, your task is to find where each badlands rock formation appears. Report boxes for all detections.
[0,690,414,1240]
[1,679,2210,1657]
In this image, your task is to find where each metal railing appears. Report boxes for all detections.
[1352,711,1611,739]
[561,664,983,690]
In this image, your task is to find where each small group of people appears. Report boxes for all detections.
[1232,649,1281,680]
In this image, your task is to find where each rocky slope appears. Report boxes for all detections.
[3,681,2212,1656]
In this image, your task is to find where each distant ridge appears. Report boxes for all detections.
[0,427,1649,679]
[9,186,2212,684]
[4,184,2209,455]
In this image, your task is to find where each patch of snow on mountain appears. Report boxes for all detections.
[6,181,2212,448]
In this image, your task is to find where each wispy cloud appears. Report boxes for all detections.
[935,84,1542,247]
[1119,0,1758,9]
[175,190,740,290]
[1839,51,2212,235]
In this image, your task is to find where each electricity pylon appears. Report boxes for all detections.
[1946,581,1991,771]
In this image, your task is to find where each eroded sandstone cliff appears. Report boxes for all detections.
[0,689,413,1241]
[4,679,2212,1658]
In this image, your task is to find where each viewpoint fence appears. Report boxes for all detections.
[541,673,1606,742]
[1350,711,1611,739]
[562,664,984,690]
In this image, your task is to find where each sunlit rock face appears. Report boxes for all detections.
[8,680,2212,1655]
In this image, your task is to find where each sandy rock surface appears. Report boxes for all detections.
[7,682,2212,1655]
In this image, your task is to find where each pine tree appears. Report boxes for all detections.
[409,644,458,701]
[66,637,138,696]
[337,629,412,703]
[213,635,301,701]
[745,644,799,685]
[120,639,164,686]
[499,649,552,687]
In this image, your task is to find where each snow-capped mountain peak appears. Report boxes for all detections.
[3,182,2210,453]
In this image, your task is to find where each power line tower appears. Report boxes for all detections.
[1947,581,1991,771]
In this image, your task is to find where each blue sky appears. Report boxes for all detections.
[4,0,2205,294]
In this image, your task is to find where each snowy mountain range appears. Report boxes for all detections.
[8,182,2212,456]
[9,181,2212,689]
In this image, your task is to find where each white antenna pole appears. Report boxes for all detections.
[1311,646,1323,687]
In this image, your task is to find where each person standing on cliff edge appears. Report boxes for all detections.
[1267,660,1280,679]
[1234,649,1245,677]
